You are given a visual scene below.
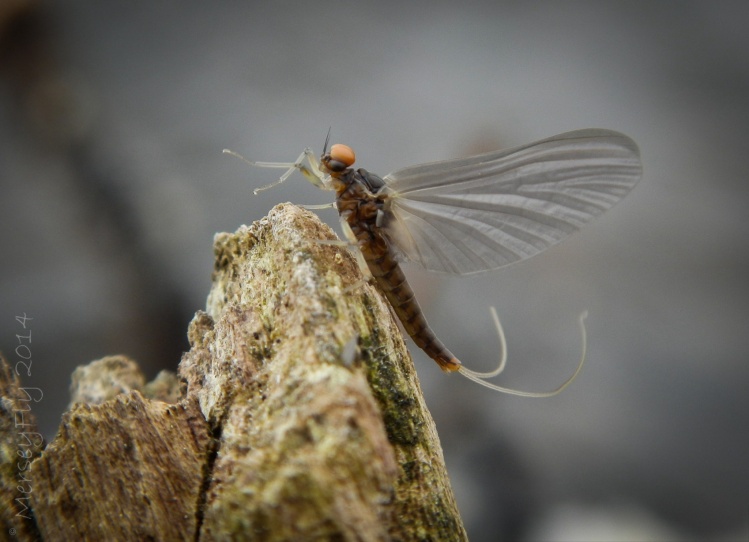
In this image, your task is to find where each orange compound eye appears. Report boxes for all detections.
[329,144,356,167]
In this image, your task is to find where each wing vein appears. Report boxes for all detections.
[380,129,642,275]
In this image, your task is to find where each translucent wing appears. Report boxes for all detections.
[380,129,642,275]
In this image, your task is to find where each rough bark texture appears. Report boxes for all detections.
[5,203,467,541]
[29,389,211,541]
[0,354,44,541]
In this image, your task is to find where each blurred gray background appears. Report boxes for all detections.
[1,2,748,540]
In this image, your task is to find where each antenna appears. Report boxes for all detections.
[322,127,332,155]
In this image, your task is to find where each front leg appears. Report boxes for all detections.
[339,219,373,281]
[222,148,331,193]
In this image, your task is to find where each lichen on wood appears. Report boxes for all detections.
[12,203,466,541]
[182,203,466,541]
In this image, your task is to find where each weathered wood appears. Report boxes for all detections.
[0,354,44,541]
[67,355,181,408]
[14,203,467,541]
[29,391,211,541]
[182,203,467,541]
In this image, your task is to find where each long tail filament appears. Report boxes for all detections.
[458,308,588,397]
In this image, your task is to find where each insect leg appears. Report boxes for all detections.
[313,239,353,247]
[338,219,372,280]
[223,148,329,193]
[302,202,337,210]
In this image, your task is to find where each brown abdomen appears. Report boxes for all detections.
[363,243,461,372]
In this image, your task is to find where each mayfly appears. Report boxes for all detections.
[225,129,642,396]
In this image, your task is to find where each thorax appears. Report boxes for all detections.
[334,169,387,234]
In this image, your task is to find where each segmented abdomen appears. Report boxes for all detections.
[362,240,461,372]
[335,173,460,372]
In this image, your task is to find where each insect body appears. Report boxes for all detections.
[226,129,642,395]
[323,145,461,373]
